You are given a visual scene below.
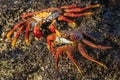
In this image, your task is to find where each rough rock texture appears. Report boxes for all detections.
[0,0,120,80]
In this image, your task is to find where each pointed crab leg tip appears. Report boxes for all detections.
[96,62,108,69]
[55,65,58,70]
[93,4,101,8]
[6,36,10,40]
[47,45,50,51]
[12,46,15,48]
[75,64,82,74]
[11,43,15,48]
[25,40,30,46]
[101,46,112,49]
[84,12,94,15]
[101,64,108,69]
[11,38,17,48]
[27,43,31,46]
[7,32,12,39]
[78,69,83,74]
[60,4,77,9]
[108,47,112,49]
[104,66,108,70]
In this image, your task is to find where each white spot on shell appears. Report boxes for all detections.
[55,37,74,44]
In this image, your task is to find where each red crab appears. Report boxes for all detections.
[46,30,112,74]
[6,4,101,47]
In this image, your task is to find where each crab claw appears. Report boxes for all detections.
[48,25,56,32]
[33,25,42,40]
[46,33,56,56]
[58,15,76,28]
[48,20,56,32]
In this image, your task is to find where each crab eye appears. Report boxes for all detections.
[31,22,35,27]
[47,19,50,22]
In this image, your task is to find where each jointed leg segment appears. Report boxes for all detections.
[58,15,76,28]
[64,4,101,12]
[55,45,83,74]
[12,26,25,48]
[7,20,27,40]
[78,42,107,69]
[63,12,94,17]
[25,23,31,45]
[60,4,77,9]
[82,39,112,49]
[81,32,96,41]
[48,20,56,32]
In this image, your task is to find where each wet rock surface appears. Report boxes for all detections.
[0,0,120,80]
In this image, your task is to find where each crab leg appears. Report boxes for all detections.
[50,42,56,56]
[58,15,76,28]
[55,46,64,69]
[21,8,61,18]
[66,46,83,74]
[46,33,56,56]
[25,23,31,45]
[48,20,56,32]
[78,42,107,69]
[12,26,25,48]
[64,4,101,13]
[60,4,77,9]
[82,39,112,49]
[20,12,38,18]
[7,20,27,40]
[81,32,96,41]
[55,45,82,74]
[64,12,93,17]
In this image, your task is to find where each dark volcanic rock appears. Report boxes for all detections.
[0,0,120,80]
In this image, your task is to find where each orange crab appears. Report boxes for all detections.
[6,4,101,47]
[46,30,112,74]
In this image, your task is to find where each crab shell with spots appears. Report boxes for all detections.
[6,4,101,47]
[46,30,112,74]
